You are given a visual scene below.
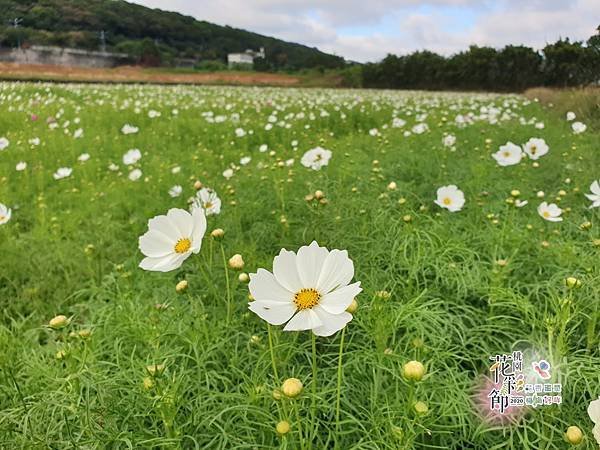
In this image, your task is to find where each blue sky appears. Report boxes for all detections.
[131,0,599,62]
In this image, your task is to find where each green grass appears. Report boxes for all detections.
[0,83,599,449]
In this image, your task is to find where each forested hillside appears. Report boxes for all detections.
[0,0,346,70]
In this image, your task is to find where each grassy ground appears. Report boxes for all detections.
[0,83,599,449]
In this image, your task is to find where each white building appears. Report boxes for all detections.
[228,47,265,68]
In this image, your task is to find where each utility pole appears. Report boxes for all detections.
[99,30,107,53]
[10,18,22,49]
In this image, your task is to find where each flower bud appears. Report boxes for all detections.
[510,189,520,197]
[276,420,290,435]
[272,389,282,400]
[565,426,583,445]
[193,180,203,190]
[314,190,325,200]
[238,272,249,283]
[146,363,165,377]
[346,298,358,314]
[565,277,581,289]
[387,181,397,191]
[78,329,92,338]
[175,279,188,293]
[281,378,303,398]
[143,377,154,390]
[403,360,426,381]
[210,228,224,239]
[49,315,70,329]
[55,350,67,360]
[228,254,244,270]
[413,401,428,415]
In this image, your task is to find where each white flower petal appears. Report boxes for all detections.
[296,241,329,287]
[139,253,187,272]
[311,307,352,336]
[248,301,296,325]
[273,249,303,292]
[249,269,294,303]
[166,208,193,238]
[283,309,322,331]
[589,398,600,424]
[316,249,354,293]
[139,230,175,257]
[320,282,362,314]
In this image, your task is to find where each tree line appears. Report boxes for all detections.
[359,28,600,91]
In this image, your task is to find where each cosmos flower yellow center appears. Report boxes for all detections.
[294,288,321,310]
[543,211,550,218]
[443,197,452,205]
[0,215,4,222]
[204,201,213,209]
[530,145,537,154]
[174,238,192,254]
[503,151,510,157]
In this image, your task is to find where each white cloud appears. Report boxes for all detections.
[130,0,599,62]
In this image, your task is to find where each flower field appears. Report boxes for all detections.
[0,82,599,449]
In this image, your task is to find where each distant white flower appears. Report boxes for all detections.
[392,117,406,128]
[138,208,206,272]
[192,187,221,216]
[78,153,90,162]
[240,156,251,165]
[29,137,40,146]
[123,149,142,165]
[285,158,294,167]
[248,241,361,336]
[535,122,544,129]
[235,128,246,137]
[566,111,576,121]
[301,147,332,171]
[369,128,379,136]
[0,203,11,225]
[223,168,234,179]
[171,166,181,174]
[129,169,142,181]
[492,142,523,166]
[515,199,528,208]
[108,163,119,172]
[434,185,465,212]
[572,121,586,134]
[259,144,268,153]
[168,185,183,198]
[53,167,72,180]
[442,134,456,148]
[537,202,562,222]
[588,397,600,446]
[121,124,139,134]
[0,137,9,151]
[523,138,549,160]
[73,128,84,139]
[585,180,600,208]
[148,110,161,118]
[412,123,429,134]
[16,161,27,171]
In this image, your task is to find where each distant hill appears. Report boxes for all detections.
[0,0,346,70]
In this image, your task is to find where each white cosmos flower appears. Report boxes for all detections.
[123,149,142,165]
[537,202,562,222]
[0,137,9,151]
[392,117,406,128]
[572,121,586,134]
[223,168,234,179]
[108,163,119,171]
[301,147,332,171]
[235,128,246,137]
[192,188,221,216]
[148,110,161,118]
[168,185,183,198]
[53,167,72,180]
[566,111,576,121]
[492,142,523,166]
[585,180,600,208]
[240,156,251,165]
[248,241,361,337]
[139,208,206,272]
[588,397,600,446]
[523,138,549,160]
[171,166,181,174]
[78,153,90,162]
[515,199,528,208]
[259,144,268,153]
[434,185,465,212]
[73,128,84,139]
[128,168,142,181]
[16,161,27,171]
[121,124,139,134]
[29,137,40,146]
[0,203,11,225]
[412,123,429,134]
[442,134,456,147]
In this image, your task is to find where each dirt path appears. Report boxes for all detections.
[0,63,302,86]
